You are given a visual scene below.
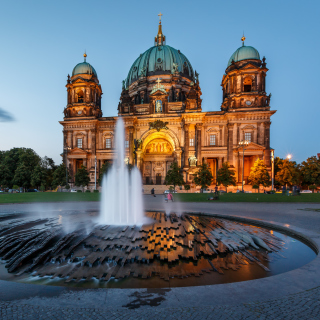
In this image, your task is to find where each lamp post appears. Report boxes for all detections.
[239,140,249,192]
[94,155,97,190]
[64,146,71,188]
[271,150,274,191]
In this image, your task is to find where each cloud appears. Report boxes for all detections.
[0,108,15,122]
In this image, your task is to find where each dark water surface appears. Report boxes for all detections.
[0,210,316,289]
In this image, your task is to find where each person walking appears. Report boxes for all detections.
[167,192,174,202]
[151,188,156,197]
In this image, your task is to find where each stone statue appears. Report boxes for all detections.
[171,62,179,74]
[63,108,69,117]
[139,66,147,77]
[156,100,162,113]
[189,156,197,167]
[195,70,199,83]
[122,80,125,89]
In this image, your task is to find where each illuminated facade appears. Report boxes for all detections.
[60,19,276,188]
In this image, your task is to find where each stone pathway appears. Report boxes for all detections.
[0,285,320,319]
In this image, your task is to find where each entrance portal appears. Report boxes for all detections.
[156,173,162,185]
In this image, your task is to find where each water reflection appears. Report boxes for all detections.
[0,211,316,289]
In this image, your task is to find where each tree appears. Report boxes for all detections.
[300,156,320,192]
[98,161,112,185]
[194,163,213,191]
[248,158,271,192]
[184,184,191,192]
[0,148,41,188]
[216,162,236,192]
[275,159,300,188]
[274,157,284,189]
[75,165,90,190]
[164,162,184,190]
[52,164,70,189]
[31,164,47,189]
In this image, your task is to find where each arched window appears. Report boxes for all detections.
[77,90,84,103]
[243,77,252,92]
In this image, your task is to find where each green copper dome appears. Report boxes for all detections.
[227,44,260,67]
[72,56,97,77]
[125,45,194,87]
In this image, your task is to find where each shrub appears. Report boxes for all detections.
[77,190,82,193]
[12,185,20,190]
[65,184,70,190]
[252,184,259,193]
[85,190,91,193]
[93,190,99,193]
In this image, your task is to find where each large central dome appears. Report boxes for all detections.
[126,45,194,87]
[125,21,194,88]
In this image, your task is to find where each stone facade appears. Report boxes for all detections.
[60,25,276,188]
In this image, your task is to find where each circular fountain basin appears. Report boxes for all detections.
[0,210,316,289]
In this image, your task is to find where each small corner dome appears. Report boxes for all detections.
[72,62,97,77]
[227,45,260,67]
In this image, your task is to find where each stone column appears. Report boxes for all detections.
[264,121,271,166]
[128,126,134,165]
[218,157,222,169]
[227,124,233,165]
[196,123,202,165]
[184,124,190,168]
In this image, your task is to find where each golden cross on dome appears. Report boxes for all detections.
[241,33,246,44]
[158,12,163,24]
[156,78,162,88]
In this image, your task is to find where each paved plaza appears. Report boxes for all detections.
[0,198,319,319]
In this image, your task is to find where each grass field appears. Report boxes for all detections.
[0,192,100,203]
[0,192,320,204]
[174,192,320,203]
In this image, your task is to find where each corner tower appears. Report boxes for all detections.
[221,36,271,111]
[64,53,103,119]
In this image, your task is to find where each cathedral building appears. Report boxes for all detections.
[60,17,276,188]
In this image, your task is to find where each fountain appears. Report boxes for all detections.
[100,118,144,225]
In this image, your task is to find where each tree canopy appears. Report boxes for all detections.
[300,156,320,191]
[52,163,70,189]
[75,165,90,189]
[217,162,236,191]
[0,148,41,189]
[248,158,271,191]
[98,161,112,185]
[275,159,300,187]
[193,163,213,190]
[164,162,184,189]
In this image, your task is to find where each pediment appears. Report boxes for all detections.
[241,63,260,70]
[236,142,265,151]
[69,147,89,154]
[242,124,256,130]
[149,89,168,97]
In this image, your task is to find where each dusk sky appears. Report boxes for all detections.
[0,0,319,164]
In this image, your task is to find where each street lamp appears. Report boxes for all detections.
[239,140,249,192]
[94,155,97,190]
[64,146,71,188]
[271,150,274,191]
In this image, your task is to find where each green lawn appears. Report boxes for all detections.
[0,192,100,203]
[0,192,319,204]
[174,192,320,203]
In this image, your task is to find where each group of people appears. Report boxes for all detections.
[150,188,174,202]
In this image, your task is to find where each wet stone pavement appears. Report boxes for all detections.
[0,201,319,319]
[1,286,320,320]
